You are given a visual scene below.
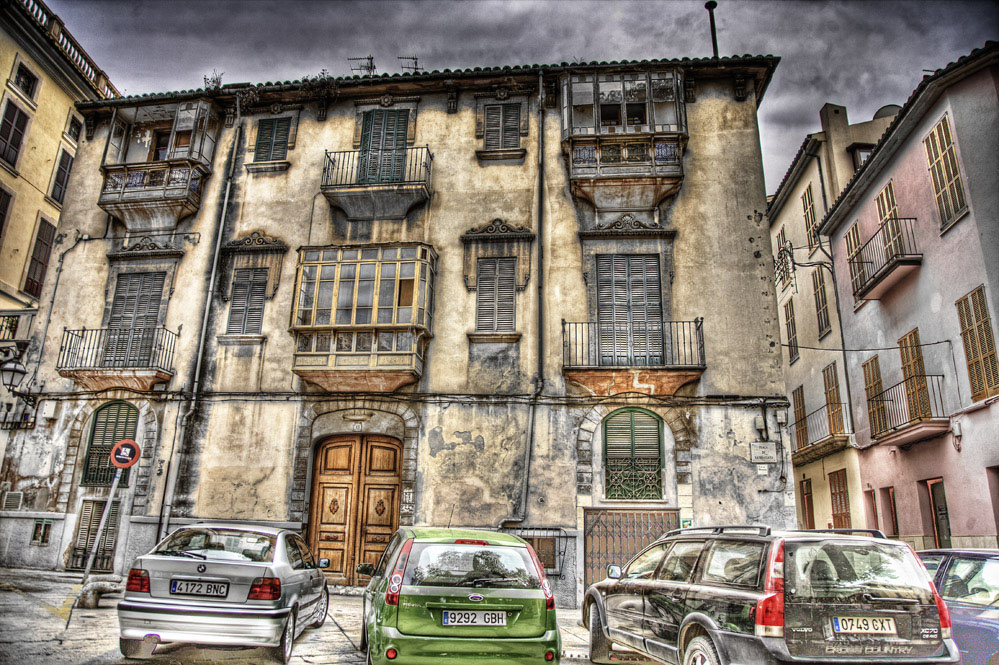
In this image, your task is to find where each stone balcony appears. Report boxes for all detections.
[292,329,429,393]
[790,403,852,466]
[320,147,433,221]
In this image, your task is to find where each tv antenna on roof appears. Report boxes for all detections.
[348,55,377,76]
[398,56,423,74]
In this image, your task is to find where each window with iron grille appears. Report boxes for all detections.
[784,298,798,363]
[802,184,818,250]
[862,356,888,437]
[475,258,515,332]
[0,101,30,168]
[923,115,967,227]
[603,408,662,500]
[956,286,998,401]
[50,150,74,204]
[227,268,268,335]
[24,220,55,298]
[254,117,291,162]
[845,222,865,297]
[483,104,521,151]
[82,402,137,486]
[823,362,844,435]
[828,468,852,528]
[792,386,808,448]
[812,268,830,337]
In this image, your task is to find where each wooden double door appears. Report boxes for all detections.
[308,435,401,586]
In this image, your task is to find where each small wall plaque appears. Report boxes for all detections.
[750,441,778,464]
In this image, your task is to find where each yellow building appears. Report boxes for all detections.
[1,0,115,426]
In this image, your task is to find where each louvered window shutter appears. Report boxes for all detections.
[631,411,661,459]
[270,118,291,161]
[76,500,121,552]
[52,150,74,203]
[483,105,502,151]
[228,268,268,334]
[476,260,496,331]
[604,410,661,461]
[84,402,138,486]
[0,188,11,238]
[603,411,634,461]
[254,119,274,160]
[0,102,28,166]
[24,220,55,298]
[495,258,516,331]
[484,104,521,151]
[501,104,521,149]
[476,258,516,332]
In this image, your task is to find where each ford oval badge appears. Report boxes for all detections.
[468,593,484,602]
[197,564,206,573]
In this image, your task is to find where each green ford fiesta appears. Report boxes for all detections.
[358,527,561,665]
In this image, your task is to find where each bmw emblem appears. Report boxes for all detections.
[468,594,484,602]
[197,564,206,573]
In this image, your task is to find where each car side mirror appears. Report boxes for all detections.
[356,562,375,576]
[607,564,623,579]
[318,558,330,569]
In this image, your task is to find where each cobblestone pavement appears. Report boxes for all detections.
[0,567,622,665]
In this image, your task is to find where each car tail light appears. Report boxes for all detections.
[454,539,488,545]
[386,647,398,659]
[385,538,414,606]
[545,649,556,661]
[930,581,952,640]
[526,544,556,611]
[126,568,149,593]
[754,538,785,637]
[248,577,281,600]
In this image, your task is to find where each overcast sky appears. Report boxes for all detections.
[47,0,997,193]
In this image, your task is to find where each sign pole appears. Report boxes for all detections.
[81,467,122,587]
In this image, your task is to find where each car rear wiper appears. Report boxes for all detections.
[470,577,520,587]
[862,593,918,605]
[155,549,207,560]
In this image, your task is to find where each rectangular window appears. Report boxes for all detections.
[800,479,815,529]
[701,541,765,586]
[475,258,516,332]
[862,355,888,437]
[845,222,866,297]
[812,269,830,337]
[67,116,83,142]
[13,64,38,98]
[0,187,11,238]
[823,362,844,435]
[792,385,808,449]
[829,468,852,528]
[802,184,818,250]
[483,103,521,151]
[898,328,931,421]
[24,220,55,298]
[359,109,409,183]
[50,150,74,204]
[784,298,798,363]
[227,268,268,335]
[923,116,966,226]
[31,519,52,545]
[956,286,999,400]
[775,226,790,288]
[254,117,291,162]
[876,181,904,260]
[0,101,30,168]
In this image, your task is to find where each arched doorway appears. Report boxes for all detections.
[308,435,402,585]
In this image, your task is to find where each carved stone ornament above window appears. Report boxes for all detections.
[219,231,288,300]
[460,219,534,291]
[733,75,748,102]
[579,211,677,240]
[595,213,661,231]
[106,234,190,261]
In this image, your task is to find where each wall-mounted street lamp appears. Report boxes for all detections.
[0,356,36,408]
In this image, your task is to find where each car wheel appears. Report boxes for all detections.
[270,612,296,664]
[309,588,329,629]
[588,606,612,664]
[119,637,153,659]
[684,635,720,665]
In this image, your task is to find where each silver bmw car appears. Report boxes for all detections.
[117,523,329,663]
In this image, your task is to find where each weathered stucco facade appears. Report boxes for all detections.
[0,52,793,606]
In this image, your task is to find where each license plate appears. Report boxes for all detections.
[170,580,229,597]
[832,616,896,634]
[442,610,507,626]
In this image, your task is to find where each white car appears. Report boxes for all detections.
[117,523,329,663]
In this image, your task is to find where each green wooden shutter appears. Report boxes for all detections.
[495,258,516,331]
[501,104,521,149]
[254,119,275,161]
[228,268,268,334]
[83,402,138,486]
[596,255,663,366]
[105,272,165,365]
[0,188,11,238]
[51,150,74,203]
[603,409,662,500]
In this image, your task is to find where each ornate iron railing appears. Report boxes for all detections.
[789,403,850,451]
[100,159,208,203]
[849,217,921,297]
[322,147,433,188]
[605,458,662,500]
[870,374,947,438]
[57,327,177,372]
[562,319,704,368]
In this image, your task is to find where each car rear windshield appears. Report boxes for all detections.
[154,528,276,562]
[785,540,933,604]
[402,543,541,589]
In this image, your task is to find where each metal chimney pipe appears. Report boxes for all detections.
[705,1,719,59]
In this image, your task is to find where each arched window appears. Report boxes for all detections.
[603,408,662,500]
[82,402,138,486]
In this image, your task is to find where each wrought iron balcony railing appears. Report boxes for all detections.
[869,374,947,439]
[57,327,177,373]
[100,159,208,203]
[562,319,704,368]
[790,402,850,451]
[849,217,921,298]
[322,147,433,189]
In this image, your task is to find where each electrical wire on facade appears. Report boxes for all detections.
[782,340,951,353]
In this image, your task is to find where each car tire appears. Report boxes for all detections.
[270,611,296,664]
[119,637,153,659]
[588,605,612,664]
[309,588,329,629]
[684,635,721,665]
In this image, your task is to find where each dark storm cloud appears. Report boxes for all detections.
[49,0,997,192]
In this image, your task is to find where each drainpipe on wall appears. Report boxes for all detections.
[157,120,242,539]
[500,70,546,528]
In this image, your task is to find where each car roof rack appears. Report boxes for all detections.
[794,528,887,539]
[661,525,772,539]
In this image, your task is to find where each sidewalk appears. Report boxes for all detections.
[0,567,641,664]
